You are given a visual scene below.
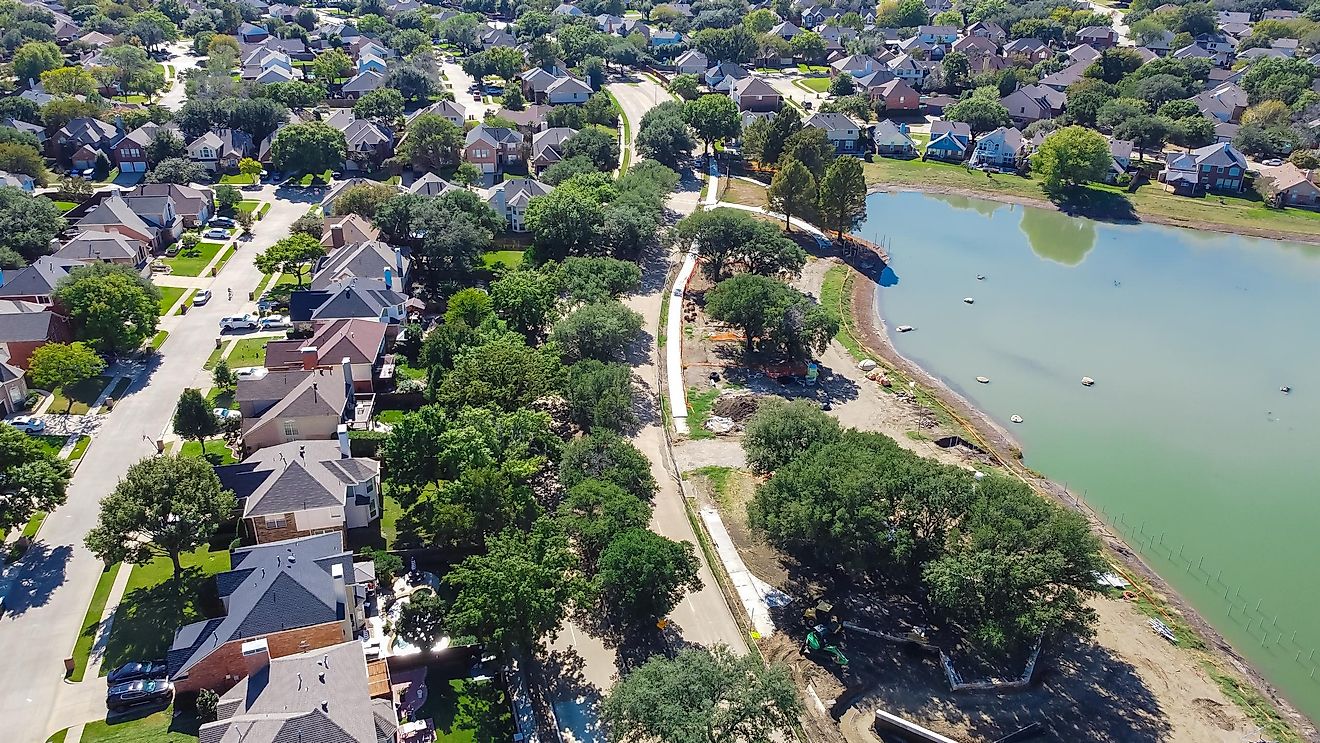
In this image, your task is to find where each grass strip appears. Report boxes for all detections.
[69,563,120,682]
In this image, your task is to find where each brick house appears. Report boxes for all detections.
[1159,142,1248,195]
[463,124,525,174]
[265,319,388,392]
[730,76,782,112]
[0,300,72,369]
[236,364,354,452]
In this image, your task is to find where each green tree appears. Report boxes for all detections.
[213,359,236,392]
[173,387,219,450]
[53,264,160,353]
[525,187,605,260]
[596,529,702,622]
[943,96,1011,138]
[0,142,48,187]
[270,121,347,176]
[790,30,827,64]
[215,184,242,214]
[0,186,66,262]
[705,274,838,358]
[560,430,656,500]
[26,342,105,413]
[332,182,398,219]
[1084,47,1145,84]
[556,257,641,303]
[238,157,263,182]
[1112,114,1170,159]
[0,424,70,534]
[684,94,741,154]
[563,125,621,172]
[435,338,565,412]
[558,479,651,566]
[636,106,695,169]
[490,269,559,339]
[564,359,636,432]
[353,88,405,126]
[1032,125,1113,192]
[397,590,447,651]
[551,301,643,362]
[743,398,843,474]
[39,67,99,97]
[85,454,237,580]
[228,99,290,145]
[13,42,64,83]
[399,114,465,170]
[766,158,817,232]
[816,156,867,239]
[780,126,834,179]
[442,520,581,656]
[311,48,353,82]
[254,233,323,286]
[603,646,801,743]
[502,85,526,110]
[669,73,701,100]
[829,72,856,98]
[942,51,972,91]
[147,130,188,167]
[147,157,207,185]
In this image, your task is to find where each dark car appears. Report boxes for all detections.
[106,660,168,684]
[107,679,173,712]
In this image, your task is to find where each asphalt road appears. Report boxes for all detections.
[158,41,204,112]
[0,184,317,742]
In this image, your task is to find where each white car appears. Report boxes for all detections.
[220,314,258,331]
[258,315,291,330]
[212,408,240,421]
[1262,158,1283,167]
[203,228,230,239]
[193,289,212,305]
[7,416,44,433]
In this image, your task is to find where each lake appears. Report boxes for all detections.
[856,190,1320,723]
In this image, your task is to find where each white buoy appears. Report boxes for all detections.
[963,297,975,304]
[1010,415,1023,424]
[896,325,914,332]
[1081,377,1095,387]
[976,376,990,384]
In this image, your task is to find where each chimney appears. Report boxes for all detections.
[241,637,270,677]
[394,246,403,277]
[337,424,350,458]
[330,223,343,249]
[341,357,353,393]
[300,345,318,370]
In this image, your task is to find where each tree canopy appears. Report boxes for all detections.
[53,263,160,353]
[27,342,105,413]
[0,423,70,535]
[1032,125,1113,192]
[704,273,838,359]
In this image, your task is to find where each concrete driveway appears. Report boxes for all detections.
[0,183,319,742]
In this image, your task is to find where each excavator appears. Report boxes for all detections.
[803,600,849,668]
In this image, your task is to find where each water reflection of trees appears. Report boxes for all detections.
[1019,207,1097,266]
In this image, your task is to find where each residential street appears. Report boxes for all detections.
[158,41,204,112]
[0,184,315,743]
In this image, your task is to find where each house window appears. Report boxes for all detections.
[282,419,298,437]
[265,516,286,529]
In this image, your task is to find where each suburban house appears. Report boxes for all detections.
[238,21,270,42]
[324,112,394,172]
[886,54,930,85]
[483,178,554,232]
[75,193,174,249]
[952,35,998,58]
[804,112,863,153]
[463,124,525,175]
[530,127,577,174]
[236,364,355,451]
[322,214,381,250]
[1039,60,1091,91]
[51,231,149,267]
[0,360,26,416]
[123,183,215,227]
[916,25,959,48]
[166,533,374,693]
[546,76,593,105]
[0,257,80,306]
[265,319,388,392]
[925,120,972,161]
[1066,44,1102,64]
[406,99,466,127]
[873,78,920,111]
[674,49,709,75]
[341,69,386,98]
[408,172,459,198]
[310,240,409,292]
[1004,37,1052,63]
[1194,83,1249,123]
[0,171,32,192]
[111,122,177,173]
[704,63,750,92]
[0,299,71,369]
[197,641,396,743]
[219,437,381,544]
[969,126,1024,170]
[968,20,1007,43]
[730,76,782,112]
[1258,165,1320,208]
[288,278,408,328]
[50,117,117,167]
[1076,26,1118,48]
[872,119,918,158]
[1159,142,1248,195]
[188,129,255,173]
[1001,84,1066,124]
[831,53,885,78]
[1107,139,1135,183]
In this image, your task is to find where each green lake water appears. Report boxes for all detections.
[856,190,1320,724]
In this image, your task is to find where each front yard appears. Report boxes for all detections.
[797,77,830,93]
[48,376,113,415]
[156,286,186,315]
[164,241,227,277]
[226,337,270,367]
[179,438,238,465]
[78,706,199,743]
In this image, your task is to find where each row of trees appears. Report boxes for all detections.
[744,400,1107,652]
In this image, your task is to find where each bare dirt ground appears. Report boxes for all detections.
[673,240,1303,741]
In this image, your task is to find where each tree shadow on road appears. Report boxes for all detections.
[0,542,72,616]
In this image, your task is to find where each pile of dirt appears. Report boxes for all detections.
[528,395,578,439]
[711,390,763,421]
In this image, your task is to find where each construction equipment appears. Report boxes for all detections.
[803,601,849,668]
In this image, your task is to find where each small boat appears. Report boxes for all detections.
[1280,386,1291,394]
[896,325,914,332]
[963,297,975,304]
[1081,377,1095,387]
[976,274,986,281]
[1010,415,1023,424]
[976,376,990,384]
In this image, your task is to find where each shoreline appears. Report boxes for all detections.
[866,182,1320,247]
[842,262,1319,742]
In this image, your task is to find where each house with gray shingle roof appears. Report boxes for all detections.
[0,257,81,306]
[0,298,72,370]
[288,278,408,329]
[51,231,149,267]
[310,240,408,292]
[167,533,375,693]
[236,364,356,451]
[218,439,381,543]
[482,178,553,232]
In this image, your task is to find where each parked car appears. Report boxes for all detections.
[203,228,230,239]
[220,314,258,331]
[106,679,173,713]
[106,660,168,684]
[1262,158,1283,166]
[208,217,236,228]
[192,289,212,305]
[258,314,291,330]
[213,408,241,421]
[7,416,44,433]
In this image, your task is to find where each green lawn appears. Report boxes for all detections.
[798,77,830,93]
[49,376,111,415]
[296,169,334,186]
[31,434,67,458]
[202,343,227,371]
[68,435,91,462]
[52,200,79,212]
[381,494,402,550]
[157,285,186,315]
[211,244,238,274]
[46,728,68,743]
[101,545,231,675]
[21,510,47,540]
[150,330,169,350]
[864,158,1320,239]
[205,388,236,410]
[165,241,226,277]
[218,173,256,185]
[685,386,721,440]
[236,199,262,215]
[179,438,237,465]
[797,64,829,73]
[226,337,269,367]
[414,673,514,742]
[80,706,199,743]
[480,250,524,269]
[70,562,120,681]
[375,409,406,425]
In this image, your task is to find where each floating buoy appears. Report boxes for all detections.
[976,274,985,280]
[963,297,975,304]
[976,376,990,384]
[1280,386,1291,394]
[1081,377,1095,387]
[896,325,914,332]
[1010,415,1023,424]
